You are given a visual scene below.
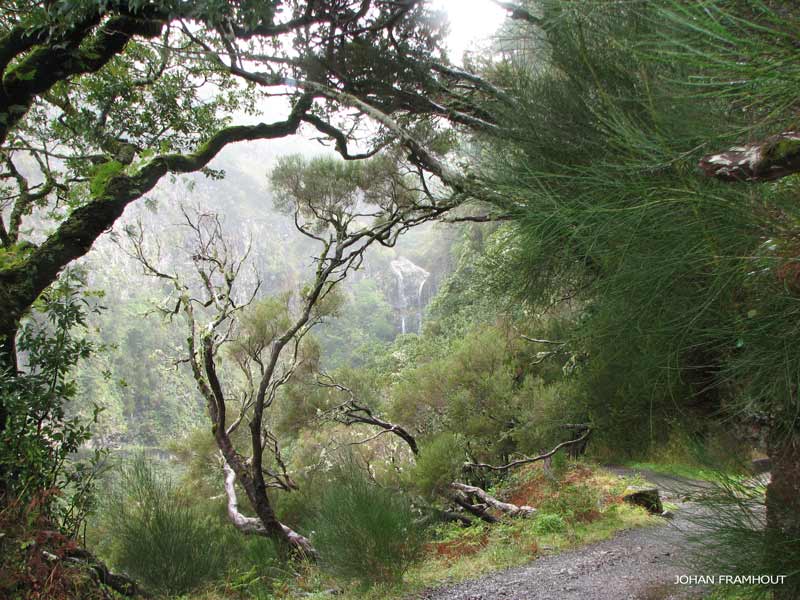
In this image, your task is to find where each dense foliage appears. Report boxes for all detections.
[0,272,103,534]
[4,1,800,598]
[472,1,800,595]
[308,458,424,585]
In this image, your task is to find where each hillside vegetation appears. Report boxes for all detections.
[2,1,798,600]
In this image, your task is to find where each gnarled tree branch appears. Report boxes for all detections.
[450,482,536,518]
[465,427,592,471]
[222,460,316,558]
[0,96,313,340]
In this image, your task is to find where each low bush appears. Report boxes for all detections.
[411,433,465,498]
[531,513,566,535]
[101,454,229,595]
[309,460,424,585]
[539,482,601,523]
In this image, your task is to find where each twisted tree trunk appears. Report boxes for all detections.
[222,461,315,557]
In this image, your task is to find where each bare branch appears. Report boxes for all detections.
[450,482,536,517]
[319,376,419,455]
[465,428,593,471]
[440,213,513,223]
[520,336,565,345]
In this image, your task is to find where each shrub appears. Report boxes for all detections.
[531,513,566,535]
[411,433,465,498]
[102,454,228,595]
[539,483,601,523]
[0,272,104,536]
[309,460,424,585]
[550,450,568,478]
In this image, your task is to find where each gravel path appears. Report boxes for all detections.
[414,467,714,600]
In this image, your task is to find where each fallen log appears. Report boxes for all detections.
[450,482,536,518]
[448,491,500,524]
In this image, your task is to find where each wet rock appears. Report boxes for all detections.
[622,486,663,514]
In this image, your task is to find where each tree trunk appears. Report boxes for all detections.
[221,460,315,557]
[765,428,800,599]
[247,477,293,548]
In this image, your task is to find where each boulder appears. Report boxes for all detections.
[622,486,663,514]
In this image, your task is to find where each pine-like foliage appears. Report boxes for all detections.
[479,0,800,450]
[477,1,800,594]
[102,455,230,594]
[309,458,423,585]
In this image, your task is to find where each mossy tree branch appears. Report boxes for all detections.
[0,14,166,145]
[0,95,314,344]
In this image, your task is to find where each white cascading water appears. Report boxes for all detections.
[390,257,430,334]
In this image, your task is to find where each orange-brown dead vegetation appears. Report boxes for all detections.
[427,533,489,561]
[505,463,550,507]
[0,493,107,600]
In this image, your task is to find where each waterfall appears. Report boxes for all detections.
[390,257,430,334]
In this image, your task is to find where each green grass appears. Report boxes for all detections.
[400,504,654,594]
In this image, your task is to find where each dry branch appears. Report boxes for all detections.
[465,428,592,471]
[450,483,536,518]
[699,131,800,182]
[321,378,420,455]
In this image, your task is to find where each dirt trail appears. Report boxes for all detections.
[415,467,714,600]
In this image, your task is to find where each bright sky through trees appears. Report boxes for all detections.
[433,0,506,62]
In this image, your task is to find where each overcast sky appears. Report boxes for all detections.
[433,0,506,62]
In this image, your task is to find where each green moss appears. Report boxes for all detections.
[4,60,37,83]
[89,160,124,198]
[0,242,35,270]
[764,137,800,162]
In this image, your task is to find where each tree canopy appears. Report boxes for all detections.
[0,0,487,369]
